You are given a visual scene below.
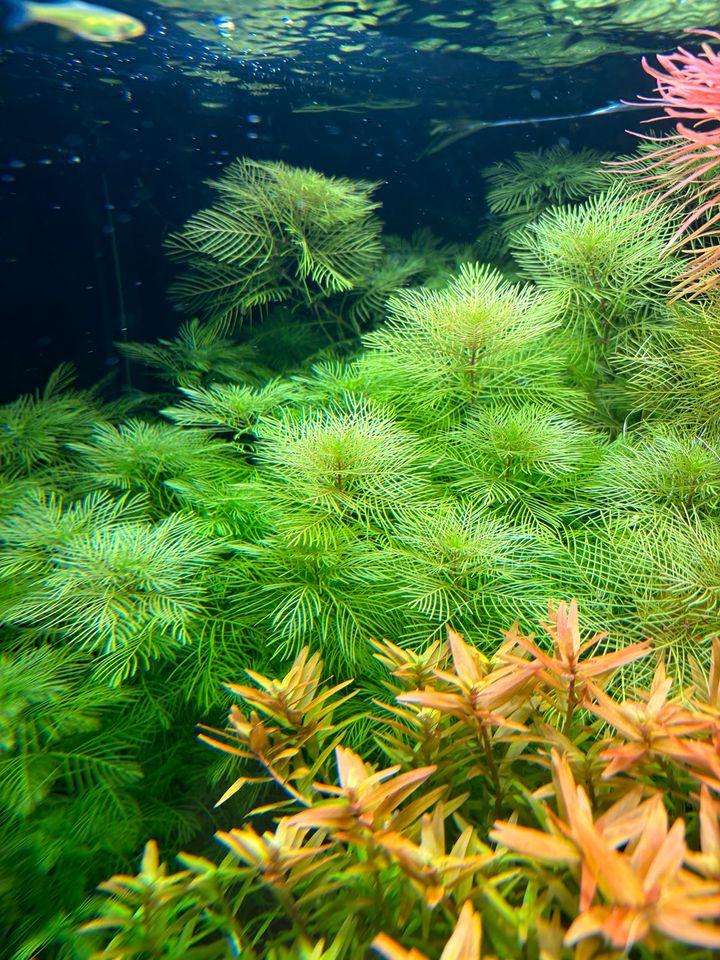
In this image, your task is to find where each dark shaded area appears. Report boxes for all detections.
[0,10,655,400]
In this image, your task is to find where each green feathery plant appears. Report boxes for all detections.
[484,146,613,233]
[509,186,686,428]
[383,227,477,286]
[589,423,720,518]
[68,420,242,515]
[572,511,720,680]
[378,500,583,642]
[161,380,296,441]
[0,490,220,685]
[0,644,144,959]
[360,261,573,431]
[251,395,435,547]
[0,642,213,959]
[510,186,682,342]
[117,317,270,389]
[0,645,138,817]
[619,298,720,434]
[0,364,105,483]
[166,159,384,331]
[224,533,400,669]
[212,396,436,666]
[438,402,605,527]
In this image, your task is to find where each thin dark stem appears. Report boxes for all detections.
[563,674,578,734]
[274,885,310,939]
[480,723,502,814]
[102,174,132,389]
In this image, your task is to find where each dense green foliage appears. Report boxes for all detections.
[166,159,384,331]
[483,146,613,236]
[2,151,720,957]
[77,613,720,959]
[165,161,474,340]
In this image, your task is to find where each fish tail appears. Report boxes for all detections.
[4,0,34,30]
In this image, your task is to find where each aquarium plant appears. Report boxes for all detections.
[484,146,612,235]
[78,605,720,959]
[166,158,384,332]
[3,130,720,960]
[611,30,720,299]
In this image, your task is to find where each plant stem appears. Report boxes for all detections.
[274,885,310,939]
[102,174,132,390]
[480,723,502,814]
[563,674,578,734]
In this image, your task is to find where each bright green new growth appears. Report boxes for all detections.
[484,146,612,233]
[254,396,432,541]
[68,420,240,513]
[486,147,612,213]
[620,298,720,433]
[0,491,219,684]
[166,158,384,327]
[0,363,105,479]
[361,261,566,427]
[162,379,296,439]
[510,187,682,334]
[440,403,603,527]
[590,423,720,516]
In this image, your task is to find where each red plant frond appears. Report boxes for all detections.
[612,31,720,300]
[639,32,720,136]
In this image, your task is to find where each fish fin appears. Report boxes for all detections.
[4,0,33,30]
[57,27,75,40]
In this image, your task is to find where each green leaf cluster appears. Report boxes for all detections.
[484,146,613,236]
[167,158,384,328]
[165,160,477,340]
[3,153,720,957]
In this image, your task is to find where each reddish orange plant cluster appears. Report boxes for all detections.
[615,31,720,299]
[81,603,720,959]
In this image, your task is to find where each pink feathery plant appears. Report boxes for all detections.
[613,30,720,299]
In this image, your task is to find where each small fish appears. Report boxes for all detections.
[5,0,145,42]
[422,101,650,156]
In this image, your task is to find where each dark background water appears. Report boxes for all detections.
[0,6,665,401]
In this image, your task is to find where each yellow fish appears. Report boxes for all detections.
[7,0,145,42]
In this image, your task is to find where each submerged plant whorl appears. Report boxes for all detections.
[510,188,681,328]
[166,157,384,326]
